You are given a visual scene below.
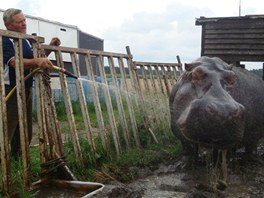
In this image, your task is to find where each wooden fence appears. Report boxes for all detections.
[0,29,182,195]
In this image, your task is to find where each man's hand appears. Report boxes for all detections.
[49,37,61,46]
[9,57,53,69]
[45,37,61,56]
[34,58,53,69]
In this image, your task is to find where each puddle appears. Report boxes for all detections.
[130,173,188,198]
[31,179,104,198]
[92,144,264,198]
[32,186,87,198]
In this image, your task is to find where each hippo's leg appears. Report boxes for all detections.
[245,144,257,156]
[179,140,199,169]
[221,149,228,183]
[243,141,264,164]
[213,150,228,190]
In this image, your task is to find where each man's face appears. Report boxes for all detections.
[6,12,27,33]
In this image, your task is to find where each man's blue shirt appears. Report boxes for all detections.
[2,36,34,88]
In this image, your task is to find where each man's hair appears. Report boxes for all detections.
[3,8,22,26]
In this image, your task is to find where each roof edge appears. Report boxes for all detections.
[195,15,264,25]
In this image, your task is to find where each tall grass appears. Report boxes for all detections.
[1,100,182,197]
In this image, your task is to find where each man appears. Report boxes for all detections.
[2,8,61,158]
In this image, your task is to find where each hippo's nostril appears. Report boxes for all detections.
[232,108,240,117]
[206,104,216,116]
[230,105,244,118]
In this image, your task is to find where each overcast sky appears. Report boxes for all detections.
[1,0,264,69]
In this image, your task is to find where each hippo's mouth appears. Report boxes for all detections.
[177,109,245,148]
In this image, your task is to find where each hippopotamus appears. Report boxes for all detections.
[170,56,264,163]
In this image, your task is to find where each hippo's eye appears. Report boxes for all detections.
[223,71,236,92]
[225,71,236,85]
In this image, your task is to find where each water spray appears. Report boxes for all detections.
[52,65,78,79]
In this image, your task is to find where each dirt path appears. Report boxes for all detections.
[92,145,264,198]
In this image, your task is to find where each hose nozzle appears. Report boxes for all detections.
[52,65,78,79]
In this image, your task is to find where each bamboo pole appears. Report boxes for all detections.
[0,34,11,196]
[118,57,141,150]
[55,50,83,163]
[70,52,96,153]
[14,39,31,188]
[97,55,121,156]
[108,56,130,149]
[84,53,110,154]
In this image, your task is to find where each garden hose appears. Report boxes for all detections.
[5,65,78,101]
[52,65,78,79]
[5,68,40,102]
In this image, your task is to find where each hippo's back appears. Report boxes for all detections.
[231,67,264,145]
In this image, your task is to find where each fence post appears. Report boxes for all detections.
[84,53,110,154]
[71,52,96,153]
[0,33,12,196]
[126,46,151,129]
[55,50,83,164]
[97,55,121,156]
[118,57,141,150]
[14,38,31,188]
[108,56,131,149]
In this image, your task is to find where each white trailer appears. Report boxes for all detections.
[0,8,78,61]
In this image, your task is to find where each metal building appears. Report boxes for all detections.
[78,30,103,75]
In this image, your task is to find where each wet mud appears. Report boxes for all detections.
[92,142,264,198]
[31,123,264,197]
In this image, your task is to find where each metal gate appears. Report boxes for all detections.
[0,29,182,195]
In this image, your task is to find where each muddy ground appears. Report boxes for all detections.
[31,124,264,197]
[91,143,264,198]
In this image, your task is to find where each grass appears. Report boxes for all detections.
[63,134,182,183]
[1,132,181,197]
[1,100,182,197]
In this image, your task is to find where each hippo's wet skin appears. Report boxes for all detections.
[170,56,264,164]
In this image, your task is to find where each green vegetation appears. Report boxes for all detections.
[250,68,263,79]
[63,131,182,183]
[7,131,180,197]
[1,100,182,197]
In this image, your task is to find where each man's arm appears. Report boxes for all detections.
[3,37,54,70]
[8,57,53,69]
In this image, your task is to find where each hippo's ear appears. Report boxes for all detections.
[228,64,234,70]
[185,63,193,71]
[185,62,201,71]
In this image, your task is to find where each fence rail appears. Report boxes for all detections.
[0,29,182,196]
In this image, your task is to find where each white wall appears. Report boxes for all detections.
[0,9,78,61]
[0,11,5,29]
